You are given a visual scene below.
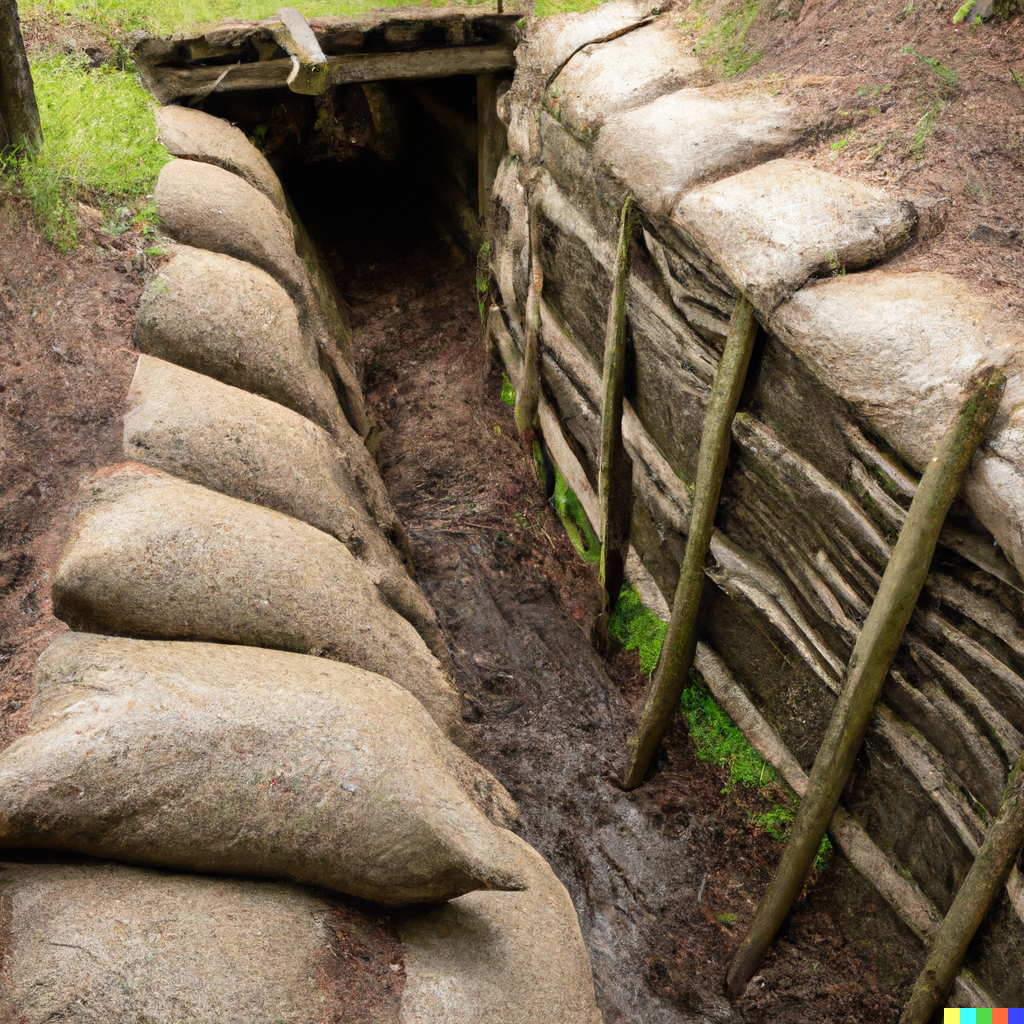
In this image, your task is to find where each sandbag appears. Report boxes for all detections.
[398,831,603,1024]
[154,157,305,294]
[0,858,403,1024]
[123,356,445,663]
[0,633,521,904]
[155,103,287,211]
[51,464,462,738]
[135,245,345,438]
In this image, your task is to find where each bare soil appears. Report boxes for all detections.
[700,0,1024,304]
[0,198,142,755]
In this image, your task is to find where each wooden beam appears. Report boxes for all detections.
[143,44,516,103]
[899,745,1024,1024]
[271,7,329,95]
[595,196,637,650]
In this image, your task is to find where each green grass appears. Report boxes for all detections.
[23,0,466,38]
[6,53,168,251]
[682,0,765,79]
[604,586,831,875]
[533,0,609,17]
[901,45,959,87]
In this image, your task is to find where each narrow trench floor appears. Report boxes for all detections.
[336,229,908,1024]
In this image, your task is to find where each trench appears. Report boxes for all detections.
[195,72,912,1024]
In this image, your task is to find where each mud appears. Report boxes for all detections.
[290,156,905,1023]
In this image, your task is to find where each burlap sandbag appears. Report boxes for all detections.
[155,104,288,211]
[51,464,462,738]
[0,858,403,1024]
[398,831,604,1024]
[152,160,372,439]
[124,356,445,663]
[0,634,521,904]
[136,245,343,436]
[155,157,305,294]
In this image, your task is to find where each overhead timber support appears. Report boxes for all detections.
[133,10,520,105]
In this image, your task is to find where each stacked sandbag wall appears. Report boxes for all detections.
[486,0,1024,1002]
[0,104,604,1024]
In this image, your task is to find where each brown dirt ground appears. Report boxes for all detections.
[686,0,1024,304]
[5,1,1022,1018]
[307,153,906,1019]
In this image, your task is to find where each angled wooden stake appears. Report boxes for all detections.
[899,745,1024,1024]
[725,366,1007,999]
[514,208,543,439]
[623,295,759,789]
[594,195,637,652]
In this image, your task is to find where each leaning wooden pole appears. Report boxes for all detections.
[899,745,1024,1024]
[725,366,1007,999]
[514,208,543,439]
[622,295,759,789]
[594,195,637,650]
[0,0,42,155]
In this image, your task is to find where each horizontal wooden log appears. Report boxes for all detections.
[142,44,516,103]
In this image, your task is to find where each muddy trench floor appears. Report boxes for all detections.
[0,194,914,1022]
[334,219,913,1024]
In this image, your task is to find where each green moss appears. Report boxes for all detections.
[681,672,775,792]
[500,371,516,408]
[6,54,169,251]
[551,465,600,563]
[607,585,668,676]
[680,669,831,875]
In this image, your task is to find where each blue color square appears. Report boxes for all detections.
[1007,1009,1024,1024]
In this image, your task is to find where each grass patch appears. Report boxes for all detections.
[901,45,959,87]
[607,584,668,676]
[681,0,766,79]
[5,53,168,251]
[604,584,833,878]
[911,99,944,160]
[533,0,611,17]
[22,0,458,38]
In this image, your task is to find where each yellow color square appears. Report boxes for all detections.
[945,1011,961,1024]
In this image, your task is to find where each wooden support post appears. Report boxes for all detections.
[514,210,543,440]
[725,367,1007,999]
[271,7,330,95]
[622,296,759,790]
[899,745,1024,1024]
[594,195,637,651]
[0,0,42,155]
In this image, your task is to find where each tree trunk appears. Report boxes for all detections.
[0,0,42,155]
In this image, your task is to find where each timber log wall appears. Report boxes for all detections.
[486,0,1024,1002]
